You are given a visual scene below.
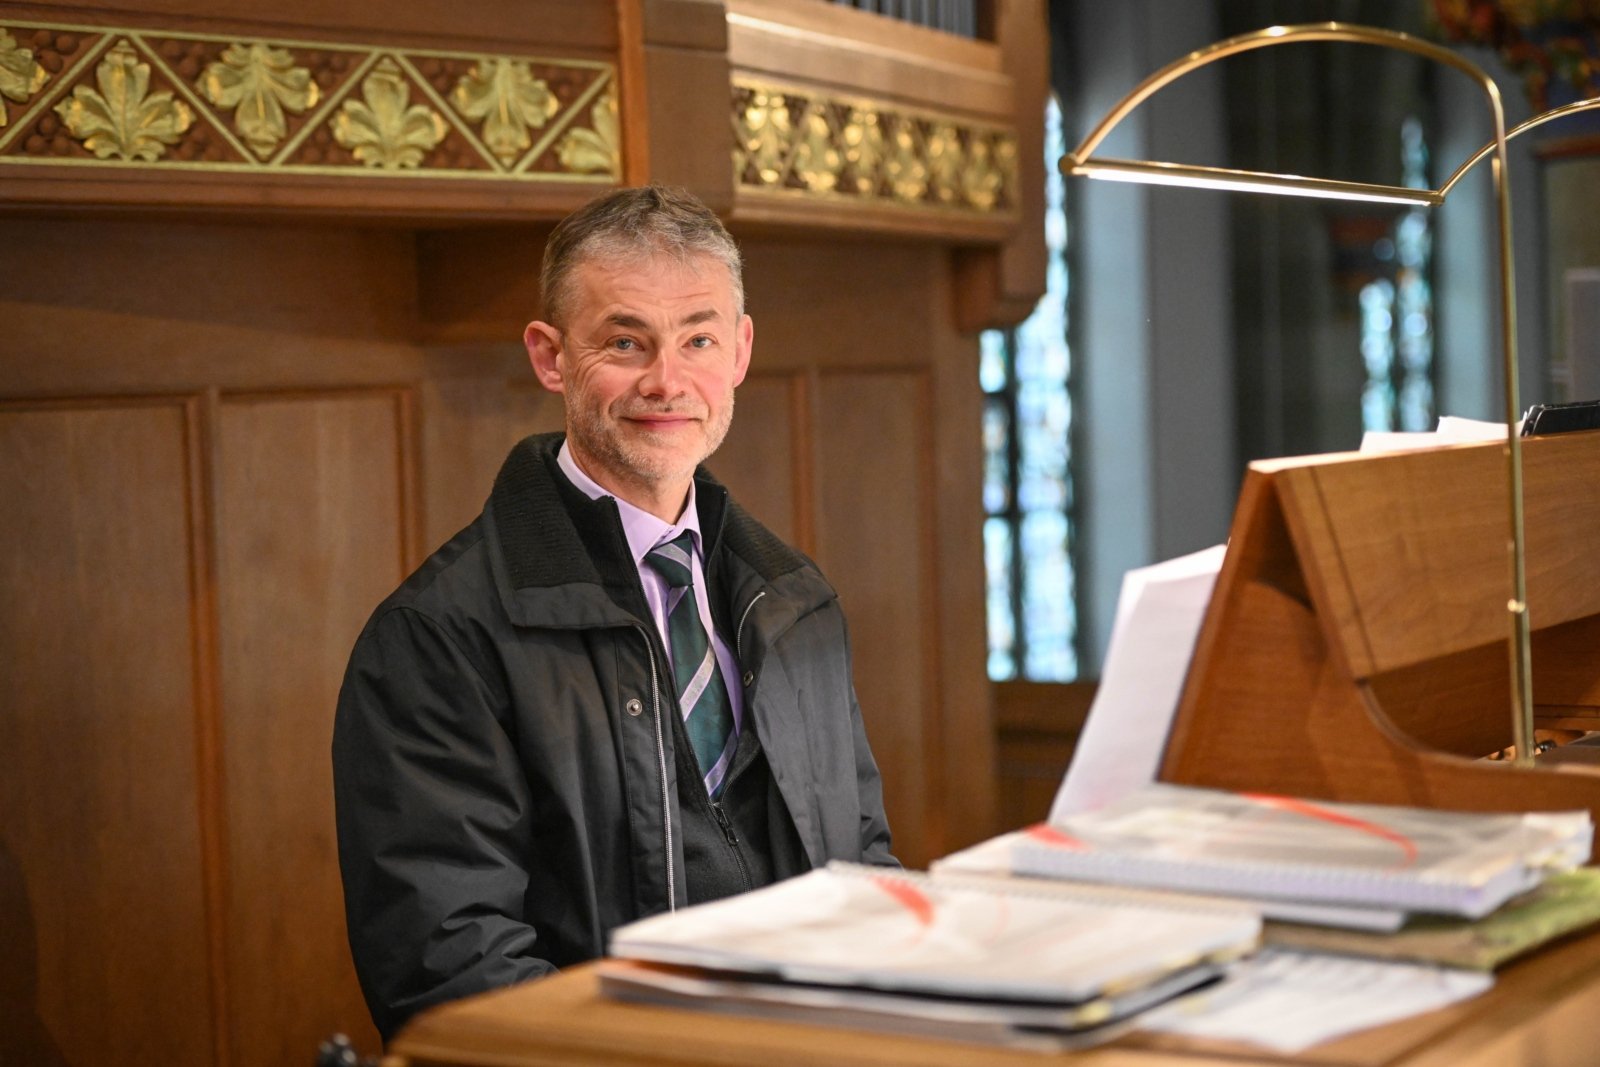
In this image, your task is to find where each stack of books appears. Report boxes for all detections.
[937,783,1593,932]
[601,861,1261,1050]
[600,785,1597,1052]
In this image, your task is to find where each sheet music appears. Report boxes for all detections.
[1140,948,1492,1052]
[1049,544,1225,820]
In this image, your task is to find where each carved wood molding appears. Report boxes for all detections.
[0,17,618,216]
[730,74,1018,230]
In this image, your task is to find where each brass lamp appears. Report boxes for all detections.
[1064,22,1599,767]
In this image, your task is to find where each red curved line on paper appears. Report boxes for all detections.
[869,875,936,928]
[1242,793,1419,867]
[1025,823,1088,850]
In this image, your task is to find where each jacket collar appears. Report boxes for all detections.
[483,433,830,631]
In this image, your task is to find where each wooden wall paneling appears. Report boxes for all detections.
[813,369,939,867]
[725,0,1007,114]
[993,681,1095,830]
[637,0,735,209]
[951,0,1047,331]
[212,388,417,1066]
[0,218,426,398]
[706,371,805,549]
[0,0,618,53]
[926,272,998,851]
[0,397,216,1067]
[416,364,566,553]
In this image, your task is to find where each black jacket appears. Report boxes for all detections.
[333,433,894,1039]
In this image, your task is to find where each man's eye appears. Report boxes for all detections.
[688,335,714,349]
[612,337,638,351]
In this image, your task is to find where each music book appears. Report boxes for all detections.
[1008,784,1591,920]
[597,958,1221,1053]
[604,862,1260,1046]
[1265,868,1600,971]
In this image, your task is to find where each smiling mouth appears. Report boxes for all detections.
[624,412,702,429]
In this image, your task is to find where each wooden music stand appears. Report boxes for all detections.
[1161,429,1600,844]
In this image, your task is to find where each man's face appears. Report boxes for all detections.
[525,252,753,520]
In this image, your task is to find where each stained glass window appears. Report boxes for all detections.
[1360,117,1435,433]
[982,95,1076,682]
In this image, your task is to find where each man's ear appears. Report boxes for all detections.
[524,321,565,394]
[732,313,754,388]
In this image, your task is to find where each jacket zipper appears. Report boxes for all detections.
[735,590,766,663]
[711,801,752,890]
[633,623,676,911]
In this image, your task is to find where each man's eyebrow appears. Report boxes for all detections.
[680,308,723,327]
[601,308,725,330]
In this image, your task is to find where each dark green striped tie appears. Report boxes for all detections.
[646,532,736,798]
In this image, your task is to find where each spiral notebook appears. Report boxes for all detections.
[1008,784,1591,920]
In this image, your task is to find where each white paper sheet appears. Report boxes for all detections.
[1140,948,1493,1053]
[1049,544,1225,820]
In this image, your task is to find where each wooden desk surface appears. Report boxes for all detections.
[391,928,1600,1067]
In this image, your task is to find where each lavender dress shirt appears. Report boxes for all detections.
[556,442,745,737]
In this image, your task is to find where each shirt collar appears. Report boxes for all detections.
[556,439,703,566]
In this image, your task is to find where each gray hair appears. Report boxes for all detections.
[540,185,745,328]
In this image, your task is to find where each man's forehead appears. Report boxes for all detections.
[572,252,738,318]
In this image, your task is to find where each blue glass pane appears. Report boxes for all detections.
[979,329,1009,393]
[981,92,1076,683]
[1020,510,1076,681]
[984,518,1017,681]
[982,399,1011,515]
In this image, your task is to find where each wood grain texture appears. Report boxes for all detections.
[214,390,410,1067]
[1284,433,1600,676]
[706,372,801,547]
[813,370,935,867]
[726,0,1007,117]
[1165,437,1600,852]
[0,399,215,1067]
[388,936,1600,1067]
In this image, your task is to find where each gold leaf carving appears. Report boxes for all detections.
[961,135,1004,211]
[737,89,790,186]
[791,103,840,193]
[54,40,193,161]
[332,58,446,168]
[0,27,49,127]
[452,57,558,165]
[555,85,618,174]
[884,117,928,203]
[842,106,884,195]
[199,41,319,158]
[925,121,963,204]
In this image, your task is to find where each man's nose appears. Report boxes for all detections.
[638,350,689,396]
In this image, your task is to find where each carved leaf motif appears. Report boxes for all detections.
[791,103,840,193]
[736,89,790,186]
[555,86,618,174]
[0,27,49,128]
[925,122,963,204]
[332,58,446,168]
[961,135,1003,211]
[884,118,928,203]
[54,40,193,161]
[199,41,319,158]
[452,57,558,165]
[843,107,884,195]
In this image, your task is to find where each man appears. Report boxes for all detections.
[332,185,895,1042]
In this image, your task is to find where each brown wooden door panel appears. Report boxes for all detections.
[814,370,937,868]
[213,390,413,1067]
[0,399,217,1067]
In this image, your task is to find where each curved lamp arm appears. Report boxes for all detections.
[1063,22,1535,765]
[1441,96,1600,196]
